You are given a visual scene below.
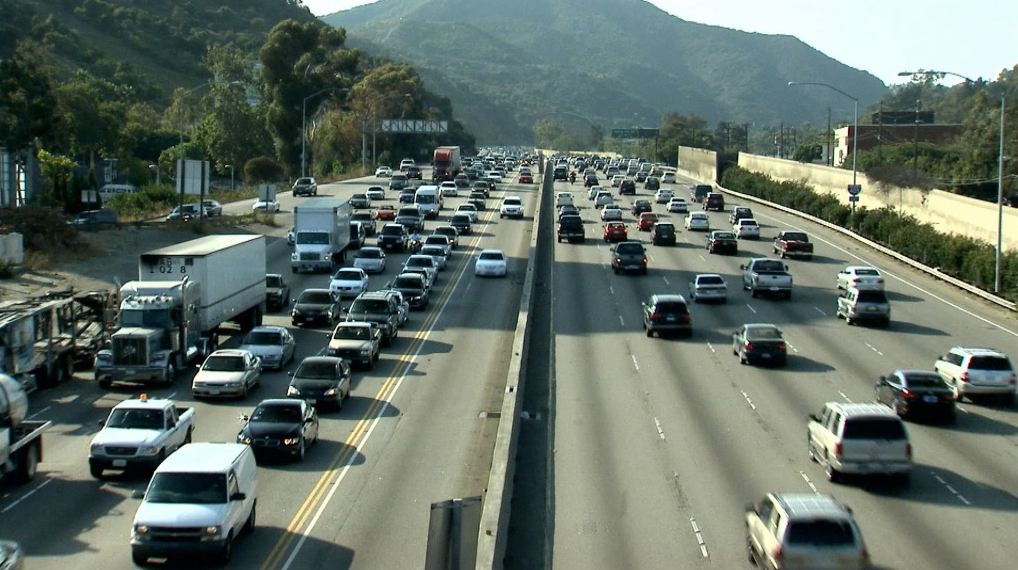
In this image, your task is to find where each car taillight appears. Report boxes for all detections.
[615,258,622,264]
[641,257,648,264]
[650,311,662,322]
[906,443,912,458]
[772,545,783,563]
[960,372,969,383]
[901,389,919,400]
[776,342,786,351]
[876,278,884,283]
[834,442,843,458]
[851,278,860,283]
[744,342,753,350]
[1009,374,1017,385]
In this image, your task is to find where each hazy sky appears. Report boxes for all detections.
[299,0,1016,85]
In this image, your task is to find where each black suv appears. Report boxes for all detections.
[345,292,400,346]
[619,179,636,195]
[377,223,409,251]
[651,223,676,246]
[641,294,692,338]
[632,200,652,216]
[553,166,568,180]
[610,241,648,275]
[644,177,660,191]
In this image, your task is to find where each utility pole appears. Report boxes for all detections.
[913,99,921,179]
[827,107,832,166]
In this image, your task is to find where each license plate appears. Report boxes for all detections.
[923,395,938,403]
[208,389,220,395]
[665,316,676,322]
[769,287,779,291]
[868,307,878,311]
[113,459,127,467]
[124,369,135,375]
[761,354,771,359]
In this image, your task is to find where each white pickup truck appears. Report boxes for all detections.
[89,396,195,478]
[741,257,793,300]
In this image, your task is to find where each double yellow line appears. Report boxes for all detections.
[259,197,503,570]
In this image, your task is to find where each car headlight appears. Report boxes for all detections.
[237,434,252,444]
[134,524,150,536]
[138,446,159,455]
[360,349,371,356]
[201,525,222,541]
[226,382,241,387]
[287,385,300,396]
[283,437,299,446]
[292,308,302,316]
[324,388,338,396]
[90,443,103,455]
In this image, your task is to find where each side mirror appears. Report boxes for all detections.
[745,502,757,514]
[97,419,105,427]
[240,414,249,422]
[808,414,820,423]
[739,264,746,270]
[230,492,246,502]
[878,375,887,383]
[132,489,146,500]
[784,265,790,271]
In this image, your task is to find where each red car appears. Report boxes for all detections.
[603,222,628,242]
[375,205,396,221]
[637,212,659,231]
[519,172,534,184]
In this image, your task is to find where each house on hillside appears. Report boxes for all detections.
[833,111,964,167]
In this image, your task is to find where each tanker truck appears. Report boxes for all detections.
[95,234,266,388]
[0,374,51,485]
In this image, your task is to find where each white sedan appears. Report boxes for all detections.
[685,212,710,231]
[191,349,261,398]
[733,218,761,239]
[329,267,370,299]
[440,181,459,197]
[455,203,479,223]
[366,186,386,200]
[600,206,624,221]
[375,166,392,177]
[668,197,688,213]
[252,199,280,213]
[475,249,507,277]
[486,171,504,182]
[837,265,885,290]
[353,247,386,274]
[654,190,674,204]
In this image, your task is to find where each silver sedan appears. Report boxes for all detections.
[353,247,387,274]
[239,326,296,371]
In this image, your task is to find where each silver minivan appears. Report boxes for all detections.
[836,287,890,326]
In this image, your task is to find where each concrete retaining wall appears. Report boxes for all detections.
[0,233,24,265]
[738,153,1018,251]
[676,146,718,184]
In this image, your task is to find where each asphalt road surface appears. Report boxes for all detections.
[0,169,537,569]
[539,173,1018,570]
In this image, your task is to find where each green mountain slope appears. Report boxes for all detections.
[2,0,318,101]
[322,0,887,143]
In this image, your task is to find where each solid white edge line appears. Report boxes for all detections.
[1,479,52,514]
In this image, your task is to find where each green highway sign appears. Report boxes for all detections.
[611,128,660,139]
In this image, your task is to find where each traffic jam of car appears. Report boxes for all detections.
[552,154,1016,570]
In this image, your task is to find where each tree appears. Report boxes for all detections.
[0,48,57,150]
[259,19,359,176]
[244,156,283,183]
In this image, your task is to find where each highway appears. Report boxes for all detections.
[0,170,537,569]
[539,172,1018,569]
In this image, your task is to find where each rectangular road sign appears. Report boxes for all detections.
[849,195,860,202]
[611,128,659,139]
[379,119,449,134]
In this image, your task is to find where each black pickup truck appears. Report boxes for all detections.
[557,215,585,243]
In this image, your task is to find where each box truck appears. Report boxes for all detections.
[291,198,353,273]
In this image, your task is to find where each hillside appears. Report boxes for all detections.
[322,0,888,143]
[1,0,318,101]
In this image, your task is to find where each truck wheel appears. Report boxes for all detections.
[132,552,150,567]
[13,441,40,484]
[245,501,257,534]
[98,377,112,389]
[216,532,234,567]
[164,362,176,386]
[90,464,105,479]
[185,428,193,444]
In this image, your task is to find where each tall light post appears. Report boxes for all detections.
[225,164,234,191]
[302,87,348,178]
[788,81,859,211]
[900,70,1008,293]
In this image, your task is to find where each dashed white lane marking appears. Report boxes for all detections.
[958,406,969,414]
[740,390,757,411]
[649,254,657,262]
[662,276,670,285]
[839,391,853,402]
[706,341,716,353]
[27,406,51,419]
[745,304,757,314]
[619,314,626,326]
[932,472,972,505]
[1,479,52,514]
[609,285,615,295]
[690,518,709,558]
[631,354,640,371]
[799,471,820,494]
[654,417,665,440]
[813,306,826,316]
[787,342,799,353]
[698,255,706,262]
[166,392,177,400]
[864,342,884,357]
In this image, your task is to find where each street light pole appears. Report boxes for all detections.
[900,70,1007,293]
[226,164,234,191]
[788,81,859,208]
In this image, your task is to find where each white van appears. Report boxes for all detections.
[414,185,443,219]
[131,443,257,565]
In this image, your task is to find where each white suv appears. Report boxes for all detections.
[807,402,912,484]
[500,196,524,219]
[934,347,1016,404]
[745,493,869,570]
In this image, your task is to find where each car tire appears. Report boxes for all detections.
[825,456,841,483]
[739,352,748,365]
[98,377,112,389]
[245,501,257,534]
[297,439,306,462]
[90,463,105,480]
[216,532,234,567]
[132,552,150,567]
[646,328,654,338]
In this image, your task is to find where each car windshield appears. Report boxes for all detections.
[784,232,808,241]
[654,302,687,314]
[425,237,448,245]
[334,326,370,340]
[295,361,339,380]
[786,520,857,546]
[856,291,887,303]
[266,275,283,287]
[251,403,302,423]
[353,194,367,200]
[421,247,444,256]
[203,355,246,372]
[382,226,404,235]
[296,178,313,185]
[146,473,226,505]
[334,270,362,281]
[358,249,382,259]
[714,232,736,240]
[244,331,282,346]
[298,291,332,304]
[842,418,906,439]
[452,215,470,223]
[746,327,782,340]
[105,408,164,430]
[504,199,521,206]
[352,213,371,221]
[350,299,388,313]
[854,268,880,276]
[437,228,457,237]
[297,232,329,245]
[969,356,1013,371]
[903,373,948,388]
